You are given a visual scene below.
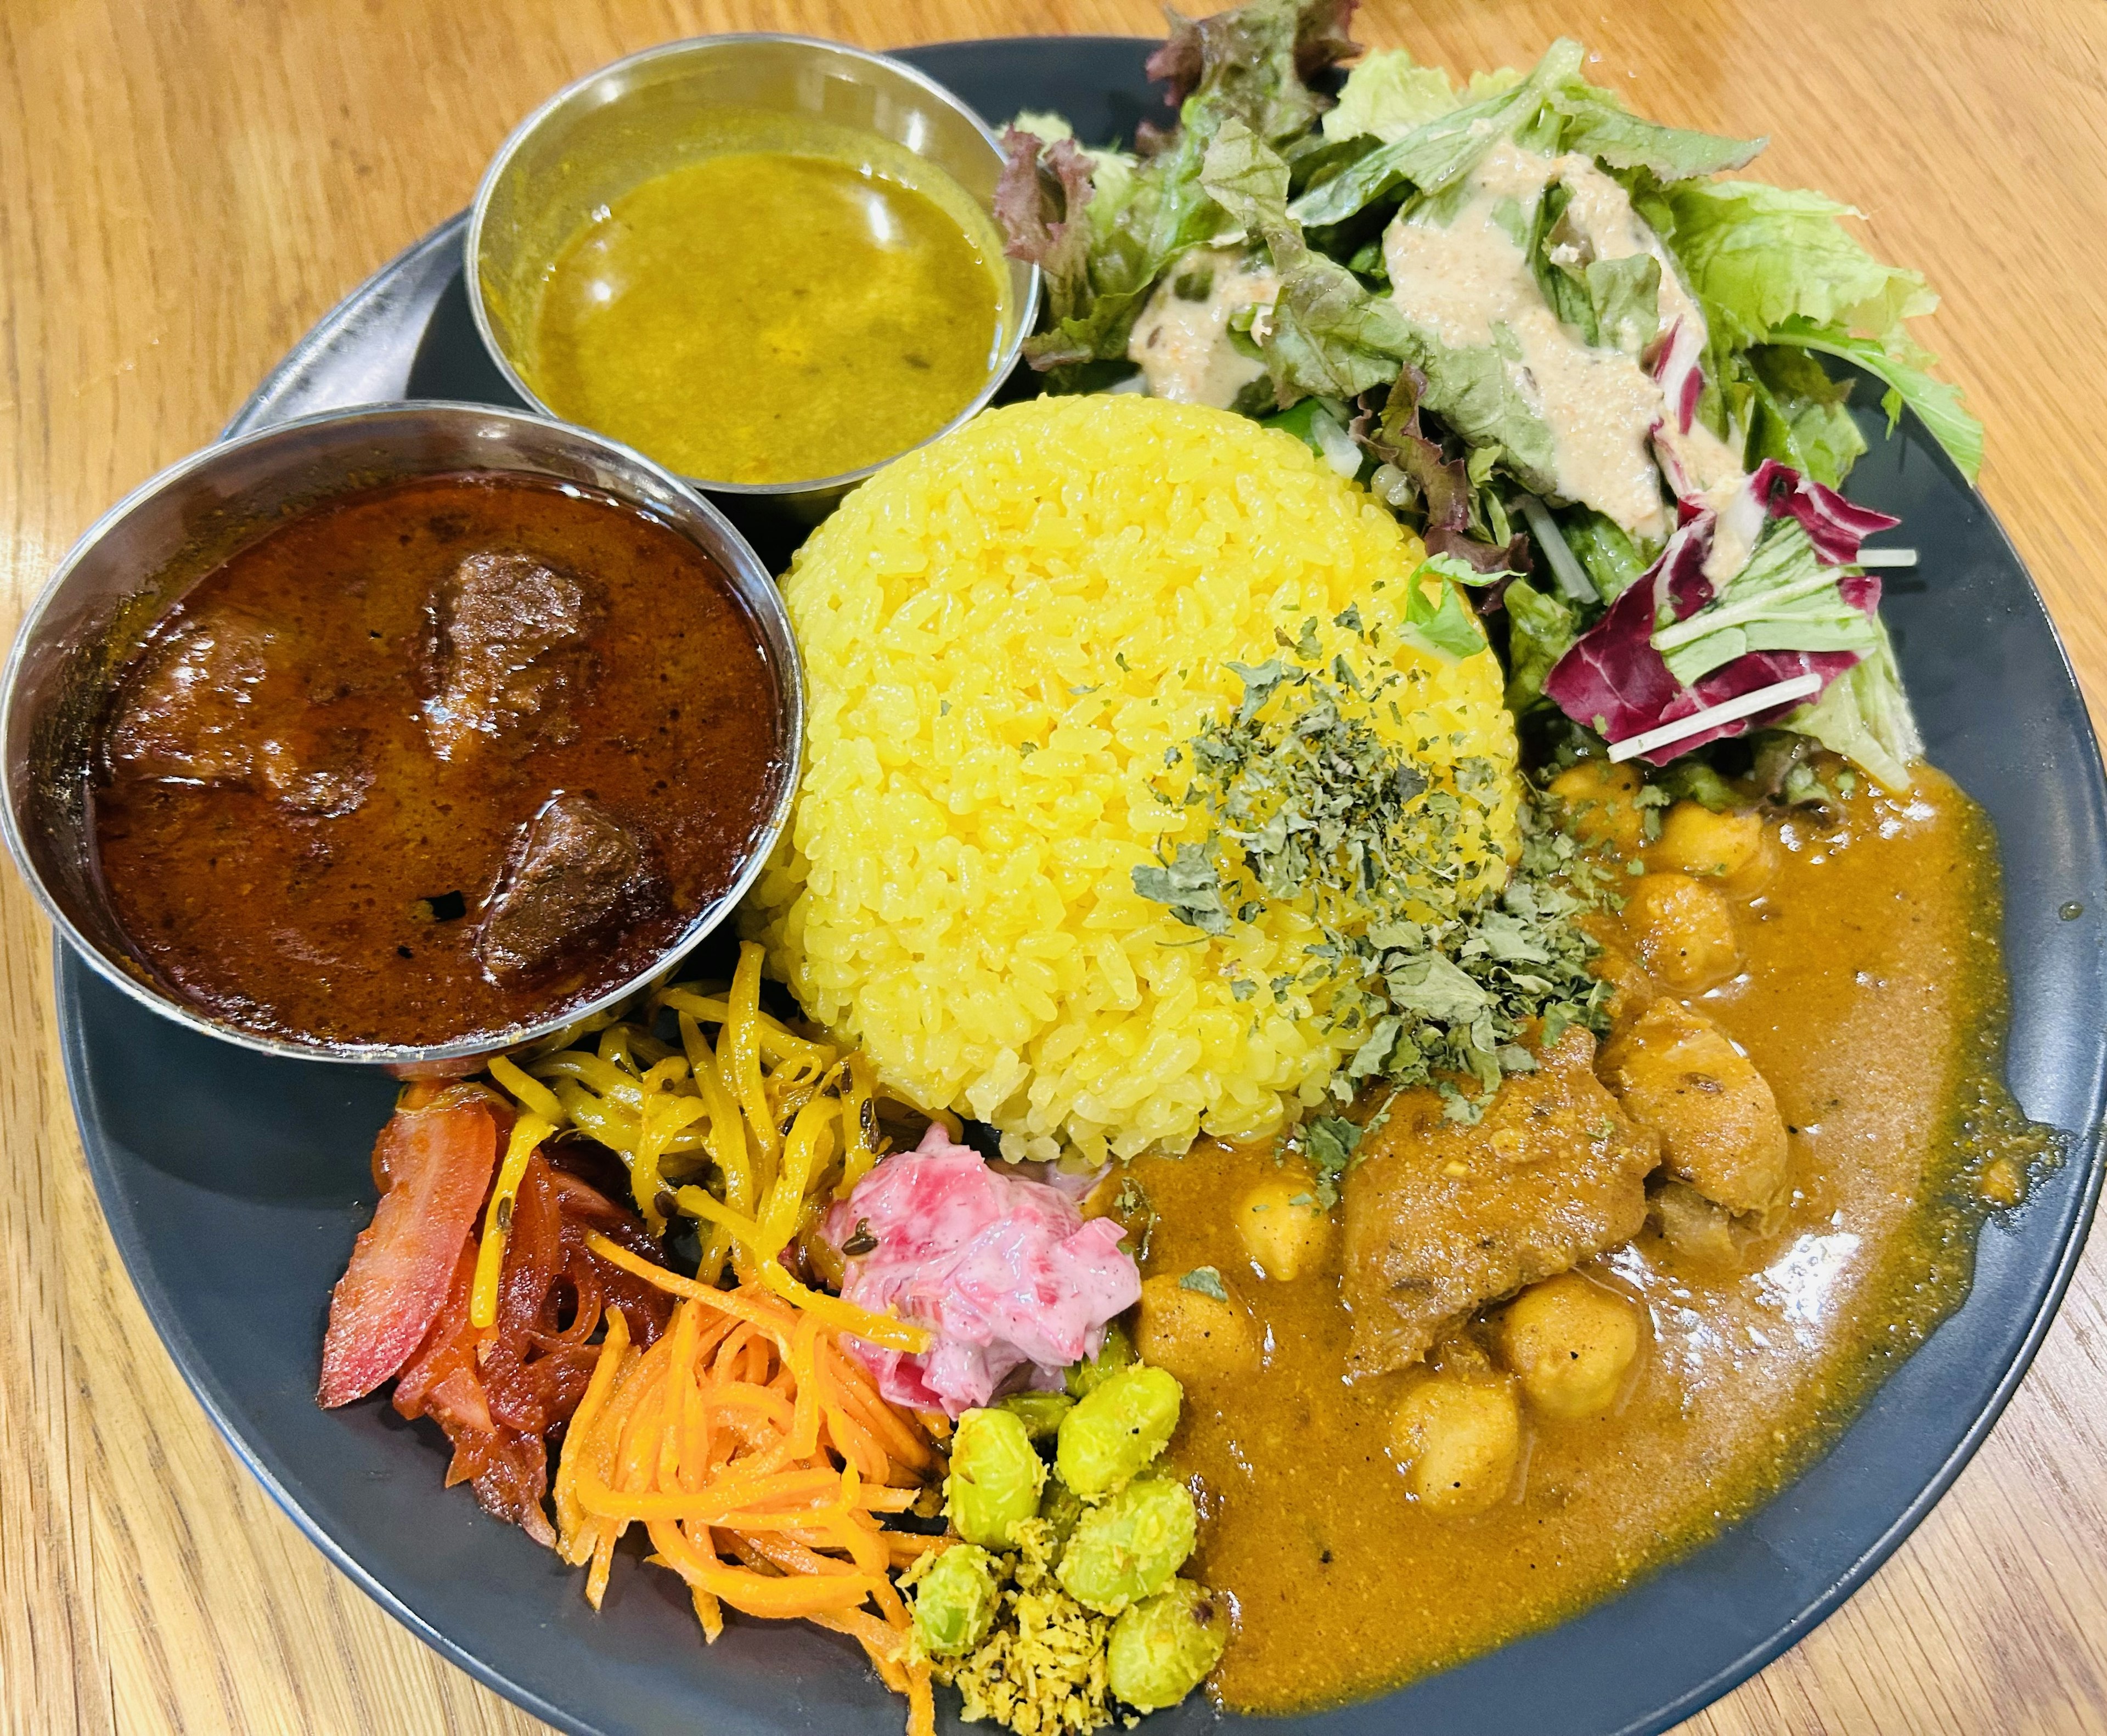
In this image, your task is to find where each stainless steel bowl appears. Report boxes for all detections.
[0,401,803,1068]
[466,33,1039,519]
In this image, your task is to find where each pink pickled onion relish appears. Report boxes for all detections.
[824,1125,1140,1416]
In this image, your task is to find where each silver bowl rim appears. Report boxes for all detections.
[0,397,806,1068]
[463,31,1043,500]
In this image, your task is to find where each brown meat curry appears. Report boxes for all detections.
[91,472,785,1048]
[1101,768,2044,1715]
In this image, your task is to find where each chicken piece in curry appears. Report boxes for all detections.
[1095,766,2042,1715]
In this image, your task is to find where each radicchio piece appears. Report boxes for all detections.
[1746,458,1900,563]
[1542,514,1710,746]
[1650,316,1706,436]
[825,1125,1142,1416]
[1542,461,1891,762]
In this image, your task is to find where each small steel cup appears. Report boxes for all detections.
[466,33,1039,520]
[0,401,803,1068]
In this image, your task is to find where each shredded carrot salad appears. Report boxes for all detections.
[556,1238,947,1736]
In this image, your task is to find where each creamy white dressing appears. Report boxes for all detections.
[1674,420,1763,579]
[1384,140,1738,550]
[1128,249,1279,410]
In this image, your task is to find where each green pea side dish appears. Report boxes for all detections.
[908,1362,1218,1728]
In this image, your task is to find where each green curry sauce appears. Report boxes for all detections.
[531,146,1006,486]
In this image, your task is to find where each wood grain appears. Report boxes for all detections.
[3,1,2104,1731]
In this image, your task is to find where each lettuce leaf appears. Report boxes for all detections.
[1203,118,1419,402]
[1652,178,1981,478]
[1270,258,1418,399]
[1545,84,1763,181]
[1584,253,1664,358]
[998,0,1363,377]
[1198,111,1293,226]
[1289,40,1586,227]
[1534,191,1661,356]
[1321,48,1522,143]
[1321,50,1463,141]
[1147,0,1361,146]
[1401,556,1492,661]
[1400,327,1562,494]
[1779,617,1922,791]
[1357,364,1471,526]
[1743,346,1866,488]
[997,125,1221,374]
[1658,179,1934,344]
[1291,40,1755,228]
[1766,318,1983,483]
[1501,578,1579,709]
[1358,368,1533,572]
[1561,510,1648,602]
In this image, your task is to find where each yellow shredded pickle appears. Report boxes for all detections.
[480,947,934,1348]
[471,1112,555,1328]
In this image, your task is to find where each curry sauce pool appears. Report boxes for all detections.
[1109,773,2046,1712]
[530,141,1007,486]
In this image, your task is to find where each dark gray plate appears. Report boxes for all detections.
[57,35,2107,1736]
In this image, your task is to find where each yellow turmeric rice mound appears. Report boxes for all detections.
[744,395,1518,1163]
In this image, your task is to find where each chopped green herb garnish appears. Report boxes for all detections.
[1124,626,1613,1198]
[1179,1266,1230,1301]
[1303,1114,1362,1208]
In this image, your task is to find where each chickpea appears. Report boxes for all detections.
[1134,1273,1260,1385]
[1548,760,1646,857]
[1234,1176,1334,1281]
[1623,872,1742,991]
[1497,1272,1643,1419]
[1647,802,1774,897]
[1388,1373,1522,1514]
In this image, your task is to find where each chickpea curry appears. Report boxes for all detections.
[1096,765,2044,1715]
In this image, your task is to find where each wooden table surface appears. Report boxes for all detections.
[5,1,2107,1732]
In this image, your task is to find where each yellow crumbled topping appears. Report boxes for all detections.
[917,1519,1124,1735]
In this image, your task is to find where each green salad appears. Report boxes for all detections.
[994,0,1979,791]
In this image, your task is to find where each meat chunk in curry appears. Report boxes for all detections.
[424,551,597,759]
[1341,1028,1660,1374]
[1597,999,1789,1221]
[476,793,666,984]
[105,613,373,816]
[104,615,278,784]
